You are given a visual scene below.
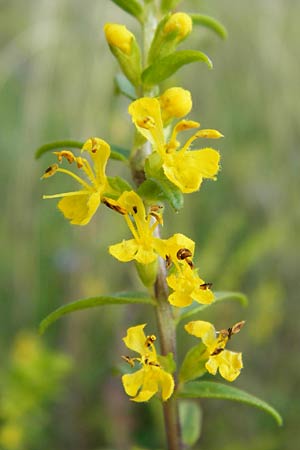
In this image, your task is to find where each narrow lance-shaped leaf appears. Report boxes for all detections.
[191,14,228,39]
[35,140,83,159]
[142,50,213,87]
[177,291,248,324]
[179,381,283,426]
[39,292,155,334]
[110,0,143,22]
[35,140,130,161]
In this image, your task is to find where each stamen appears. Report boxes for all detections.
[103,197,127,215]
[165,254,172,269]
[41,164,58,179]
[124,214,139,241]
[199,282,213,290]
[137,116,156,130]
[56,167,91,190]
[145,335,156,347]
[177,248,193,260]
[211,347,224,356]
[194,129,224,139]
[43,190,89,199]
[121,355,135,367]
[53,150,75,164]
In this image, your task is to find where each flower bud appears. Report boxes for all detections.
[104,23,141,87]
[163,12,192,41]
[148,13,192,64]
[159,87,192,123]
[104,23,133,55]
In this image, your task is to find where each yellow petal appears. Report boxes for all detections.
[205,356,219,376]
[159,369,175,401]
[168,290,193,307]
[155,233,195,266]
[122,369,145,397]
[57,192,100,225]
[184,321,216,347]
[135,246,157,264]
[117,190,146,221]
[163,148,220,193]
[123,324,148,355]
[217,350,243,382]
[81,137,110,185]
[109,239,139,262]
[128,98,165,151]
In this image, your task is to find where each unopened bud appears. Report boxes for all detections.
[159,87,192,123]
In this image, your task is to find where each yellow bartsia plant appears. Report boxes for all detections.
[37,2,282,450]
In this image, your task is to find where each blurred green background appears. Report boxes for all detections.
[1,0,299,449]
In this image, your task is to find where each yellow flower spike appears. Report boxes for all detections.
[104,23,133,55]
[184,320,244,382]
[159,87,192,123]
[109,191,161,265]
[128,96,222,194]
[122,324,174,402]
[167,264,214,307]
[163,12,193,41]
[42,137,111,225]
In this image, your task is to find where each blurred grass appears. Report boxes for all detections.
[0,0,299,449]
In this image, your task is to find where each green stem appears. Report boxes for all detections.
[154,252,183,450]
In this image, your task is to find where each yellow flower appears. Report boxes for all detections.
[155,233,213,307]
[184,321,244,382]
[109,191,161,264]
[41,138,111,225]
[104,23,133,55]
[163,12,193,40]
[159,87,192,123]
[128,96,222,193]
[167,264,213,307]
[155,232,195,270]
[122,324,174,402]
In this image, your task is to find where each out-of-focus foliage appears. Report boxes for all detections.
[0,332,72,450]
[0,0,299,449]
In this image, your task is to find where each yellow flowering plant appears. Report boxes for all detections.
[36,1,282,449]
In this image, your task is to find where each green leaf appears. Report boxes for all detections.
[39,292,155,334]
[35,140,83,159]
[177,291,247,324]
[191,14,228,40]
[179,400,202,446]
[179,381,283,426]
[139,178,183,211]
[35,140,130,162]
[115,73,137,100]
[157,352,176,374]
[179,342,207,383]
[107,176,132,194]
[110,0,143,22]
[142,50,212,87]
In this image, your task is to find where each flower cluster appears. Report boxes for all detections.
[41,84,244,401]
